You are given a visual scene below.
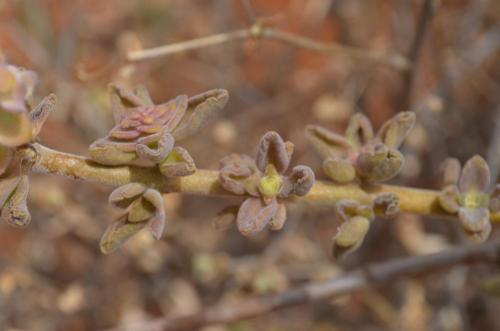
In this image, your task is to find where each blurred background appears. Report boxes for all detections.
[0,0,499,330]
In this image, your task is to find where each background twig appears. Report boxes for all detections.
[107,240,500,331]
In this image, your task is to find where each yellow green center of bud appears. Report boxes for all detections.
[462,192,489,209]
[258,164,282,199]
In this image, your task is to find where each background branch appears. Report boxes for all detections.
[107,240,500,331]
[20,143,500,222]
[126,25,410,71]
[400,0,436,108]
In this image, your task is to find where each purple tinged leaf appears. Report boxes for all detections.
[373,193,400,218]
[220,164,254,195]
[30,94,56,138]
[256,131,291,174]
[376,111,416,149]
[459,155,490,193]
[269,203,287,231]
[438,185,461,213]
[219,154,261,196]
[440,158,461,187]
[458,207,491,242]
[136,129,175,163]
[322,157,356,183]
[159,146,196,177]
[236,197,278,236]
[109,84,148,123]
[305,125,353,159]
[172,89,229,141]
[287,165,315,197]
[0,175,30,227]
[100,214,148,254]
[109,183,146,209]
[345,113,374,148]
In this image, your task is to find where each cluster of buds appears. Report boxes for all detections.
[306,112,415,258]
[330,193,399,258]
[438,156,499,242]
[218,131,315,236]
[306,112,415,184]
[0,59,56,227]
[90,85,229,252]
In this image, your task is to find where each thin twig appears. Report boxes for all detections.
[106,240,500,331]
[126,25,410,71]
[400,0,436,109]
[18,143,500,223]
[126,29,251,62]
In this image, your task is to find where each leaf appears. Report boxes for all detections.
[322,157,356,183]
[136,129,175,163]
[219,154,260,196]
[489,184,500,213]
[0,110,32,147]
[437,185,461,213]
[373,193,400,218]
[355,144,404,182]
[159,146,196,177]
[255,131,291,174]
[376,111,416,149]
[281,165,315,197]
[126,197,156,223]
[0,145,12,176]
[458,207,491,242]
[133,85,154,106]
[236,197,278,236]
[172,89,229,140]
[335,199,374,224]
[345,113,374,148]
[100,215,147,254]
[108,183,146,208]
[0,176,21,208]
[269,203,287,231]
[143,188,166,240]
[332,215,371,259]
[109,84,148,123]
[440,158,461,187]
[30,94,56,138]
[0,175,30,227]
[305,125,352,159]
[459,155,490,193]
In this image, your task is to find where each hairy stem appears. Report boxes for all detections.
[19,143,500,222]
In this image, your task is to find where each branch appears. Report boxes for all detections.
[19,143,500,222]
[400,0,436,108]
[107,240,500,331]
[126,25,410,71]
